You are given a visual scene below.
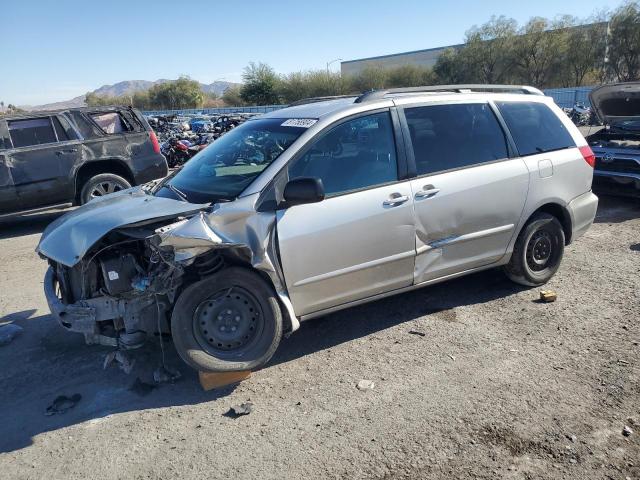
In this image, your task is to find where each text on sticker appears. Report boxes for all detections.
[281,119,318,128]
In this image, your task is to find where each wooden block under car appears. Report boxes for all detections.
[539,290,557,303]
[199,370,251,391]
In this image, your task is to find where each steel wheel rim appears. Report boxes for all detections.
[192,287,264,357]
[526,230,554,271]
[90,181,125,198]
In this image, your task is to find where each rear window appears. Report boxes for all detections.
[8,118,57,148]
[496,101,576,156]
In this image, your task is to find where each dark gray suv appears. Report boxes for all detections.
[0,106,168,215]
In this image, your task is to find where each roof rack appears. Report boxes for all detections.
[354,84,544,103]
[288,95,357,107]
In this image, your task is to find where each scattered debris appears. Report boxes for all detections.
[356,380,375,391]
[153,365,182,384]
[408,330,426,337]
[129,378,157,397]
[45,394,81,416]
[539,290,557,303]
[103,350,136,375]
[225,402,254,418]
[448,354,456,361]
[623,425,633,437]
[566,434,577,443]
[0,323,23,346]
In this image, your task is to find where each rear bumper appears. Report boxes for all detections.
[567,191,598,242]
[593,170,640,197]
[132,153,169,185]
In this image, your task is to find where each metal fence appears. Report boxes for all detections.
[142,105,285,116]
[142,87,596,116]
[542,86,594,109]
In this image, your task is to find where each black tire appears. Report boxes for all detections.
[171,267,283,372]
[504,212,565,287]
[80,173,131,204]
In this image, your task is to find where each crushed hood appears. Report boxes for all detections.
[37,187,208,267]
[590,82,640,127]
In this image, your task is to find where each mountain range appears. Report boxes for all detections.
[29,79,239,111]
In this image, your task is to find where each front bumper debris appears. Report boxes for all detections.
[44,267,156,347]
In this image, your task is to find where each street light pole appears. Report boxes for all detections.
[326,58,343,75]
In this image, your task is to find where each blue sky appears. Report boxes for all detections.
[2,0,622,105]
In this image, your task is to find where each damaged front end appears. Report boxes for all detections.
[38,188,297,349]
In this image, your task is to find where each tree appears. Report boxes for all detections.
[240,62,280,105]
[147,77,204,110]
[463,16,517,83]
[348,64,388,92]
[607,2,640,82]
[560,18,608,86]
[222,86,245,106]
[278,70,348,103]
[433,48,469,84]
[513,17,566,87]
[385,64,435,88]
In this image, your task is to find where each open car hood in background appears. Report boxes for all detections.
[590,82,640,127]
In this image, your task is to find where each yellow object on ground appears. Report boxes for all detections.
[540,290,557,302]
[198,370,251,391]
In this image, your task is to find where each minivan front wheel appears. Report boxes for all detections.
[171,267,283,372]
[80,173,131,204]
[504,212,565,287]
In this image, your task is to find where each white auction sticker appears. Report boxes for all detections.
[281,118,317,128]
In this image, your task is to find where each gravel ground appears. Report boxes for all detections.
[0,195,638,480]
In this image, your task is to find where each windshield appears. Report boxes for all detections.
[156,118,308,203]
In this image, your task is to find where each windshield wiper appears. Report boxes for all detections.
[162,183,188,202]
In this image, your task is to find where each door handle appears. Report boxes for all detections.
[383,193,409,206]
[415,187,440,198]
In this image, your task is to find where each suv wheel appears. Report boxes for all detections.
[171,267,283,372]
[80,173,131,204]
[504,212,565,287]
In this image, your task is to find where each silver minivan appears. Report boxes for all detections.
[37,85,599,372]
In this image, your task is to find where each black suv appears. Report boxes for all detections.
[0,106,168,215]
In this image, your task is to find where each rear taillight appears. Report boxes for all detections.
[149,131,161,154]
[579,145,596,168]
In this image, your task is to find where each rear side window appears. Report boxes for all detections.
[404,103,508,176]
[90,112,129,134]
[68,110,103,138]
[288,111,398,196]
[496,101,575,156]
[7,118,57,148]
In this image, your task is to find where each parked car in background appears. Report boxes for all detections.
[583,82,640,197]
[0,106,168,215]
[37,85,598,373]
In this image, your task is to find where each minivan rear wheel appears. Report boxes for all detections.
[171,267,283,372]
[80,173,131,204]
[504,212,565,287]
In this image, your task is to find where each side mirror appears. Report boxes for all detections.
[281,177,325,208]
